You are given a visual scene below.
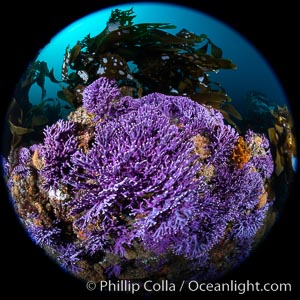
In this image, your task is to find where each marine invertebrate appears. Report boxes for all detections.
[230,136,251,169]
[192,134,211,159]
[230,203,270,240]
[82,77,121,118]
[38,120,78,191]
[5,77,275,282]
[27,221,62,249]
[245,130,274,178]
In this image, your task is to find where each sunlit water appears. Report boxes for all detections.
[30,2,288,111]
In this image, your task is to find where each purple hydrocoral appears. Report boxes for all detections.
[57,243,83,274]
[245,130,274,178]
[27,220,83,274]
[39,120,78,191]
[6,147,34,189]
[18,147,31,165]
[82,231,108,255]
[105,264,122,278]
[27,222,62,249]
[12,147,32,177]
[67,103,201,255]
[60,82,272,261]
[13,77,274,279]
[231,203,270,240]
[82,76,121,118]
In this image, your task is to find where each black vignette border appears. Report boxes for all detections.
[0,0,298,297]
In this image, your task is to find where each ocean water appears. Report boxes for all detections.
[29,2,288,110]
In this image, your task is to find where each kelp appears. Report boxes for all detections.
[268,105,296,181]
[240,91,296,183]
[8,60,64,148]
[59,8,239,118]
[10,8,240,148]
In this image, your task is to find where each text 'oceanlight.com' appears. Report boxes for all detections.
[86,279,292,294]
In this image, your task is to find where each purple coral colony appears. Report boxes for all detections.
[2,8,296,284]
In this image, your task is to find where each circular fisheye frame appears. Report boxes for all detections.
[1,2,297,285]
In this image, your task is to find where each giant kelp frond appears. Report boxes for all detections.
[60,8,238,124]
[10,7,239,151]
[109,7,136,28]
[8,60,65,149]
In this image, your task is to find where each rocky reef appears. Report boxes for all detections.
[5,77,274,282]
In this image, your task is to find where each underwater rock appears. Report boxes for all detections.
[5,77,275,282]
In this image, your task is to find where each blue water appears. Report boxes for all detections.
[29,2,288,110]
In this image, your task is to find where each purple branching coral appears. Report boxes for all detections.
[27,222,62,249]
[39,120,78,191]
[10,147,32,179]
[231,203,270,240]
[245,130,274,178]
[105,264,122,278]
[68,103,202,256]
[82,76,121,118]
[57,243,84,274]
[27,220,83,273]
[7,77,275,281]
